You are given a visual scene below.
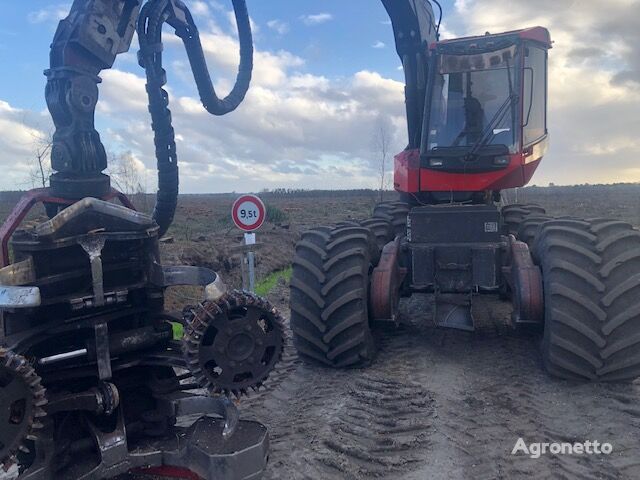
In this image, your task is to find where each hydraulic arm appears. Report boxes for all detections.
[45,0,253,235]
[381,0,439,148]
[0,2,287,478]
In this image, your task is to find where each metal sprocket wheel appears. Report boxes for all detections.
[183,291,285,397]
[0,347,47,470]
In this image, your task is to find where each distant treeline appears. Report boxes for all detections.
[516,183,640,195]
[3,183,640,201]
[259,188,384,198]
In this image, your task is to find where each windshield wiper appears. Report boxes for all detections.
[465,92,518,159]
[466,55,518,160]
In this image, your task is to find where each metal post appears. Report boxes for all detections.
[240,255,249,291]
[244,233,256,293]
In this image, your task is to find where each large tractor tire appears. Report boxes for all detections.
[516,215,553,247]
[534,218,640,382]
[502,203,546,236]
[360,218,393,251]
[290,226,376,368]
[373,201,409,237]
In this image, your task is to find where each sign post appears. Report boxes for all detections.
[231,195,266,293]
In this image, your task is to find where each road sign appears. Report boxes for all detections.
[232,194,266,232]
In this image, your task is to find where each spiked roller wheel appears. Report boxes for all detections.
[0,347,47,470]
[182,291,285,398]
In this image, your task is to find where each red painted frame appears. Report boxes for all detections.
[0,188,135,268]
[131,466,202,479]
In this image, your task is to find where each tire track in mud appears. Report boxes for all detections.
[410,296,640,480]
[319,376,434,479]
[241,315,439,480]
[243,294,640,479]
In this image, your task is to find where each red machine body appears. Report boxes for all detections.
[394,27,552,196]
[394,145,545,192]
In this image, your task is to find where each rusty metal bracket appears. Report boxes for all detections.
[503,235,544,327]
[370,237,407,323]
[20,394,268,480]
[0,188,135,268]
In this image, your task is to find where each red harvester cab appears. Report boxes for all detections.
[395,27,552,198]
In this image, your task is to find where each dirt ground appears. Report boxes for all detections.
[2,185,640,479]
[246,292,640,480]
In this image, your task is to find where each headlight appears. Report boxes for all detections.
[493,155,510,165]
[429,158,444,167]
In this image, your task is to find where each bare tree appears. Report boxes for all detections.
[107,151,149,210]
[372,117,393,202]
[108,151,144,195]
[29,131,54,188]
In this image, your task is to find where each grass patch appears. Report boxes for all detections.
[255,266,292,297]
[172,322,184,340]
[171,267,291,339]
[266,203,289,224]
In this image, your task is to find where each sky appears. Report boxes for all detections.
[0,0,638,193]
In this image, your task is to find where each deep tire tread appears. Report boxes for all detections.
[373,201,409,237]
[502,203,547,236]
[536,218,640,382]
[291,226,375,368]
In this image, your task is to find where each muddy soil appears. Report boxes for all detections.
[242,290,640,480]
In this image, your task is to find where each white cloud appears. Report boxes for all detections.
[27,3,70,24]
[190,1,211,17]
[267,19,289,35]
[437,23,458,40]
[300,13,333,26]
[0,102,52,189]
[372,41,386,49]
[454,0,472,14]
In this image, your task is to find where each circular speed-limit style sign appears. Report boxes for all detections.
[232,195,266,232]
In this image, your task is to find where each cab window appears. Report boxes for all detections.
[523,46,547,145]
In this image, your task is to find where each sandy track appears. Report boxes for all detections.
[243,294,640,480]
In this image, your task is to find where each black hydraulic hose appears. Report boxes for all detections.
[430,0,443,39]
[178,1,254,116]
[137,0,253,236]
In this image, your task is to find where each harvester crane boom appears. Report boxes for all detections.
[45,0,253,235]
[46,0,141,199]
[381,0,439,149]
[1,3,288,478]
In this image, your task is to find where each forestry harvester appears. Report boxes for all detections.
[291,1,640,383]
[0,1,284,478]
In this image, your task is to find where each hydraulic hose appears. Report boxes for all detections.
[179,1,254,116]
[137,0,253,236]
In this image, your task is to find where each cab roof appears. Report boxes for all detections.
[433,26,552,51]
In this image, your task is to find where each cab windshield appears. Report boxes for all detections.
[427,45,519,154]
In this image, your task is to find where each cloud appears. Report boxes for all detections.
[267,19,289,35]
[27,3,70,24]
[300,13,333,26]
[190,1,211,17]
[0,102,52,189]
[454,0,471,14]
[372,41,386,49]
[437,22,458,40]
